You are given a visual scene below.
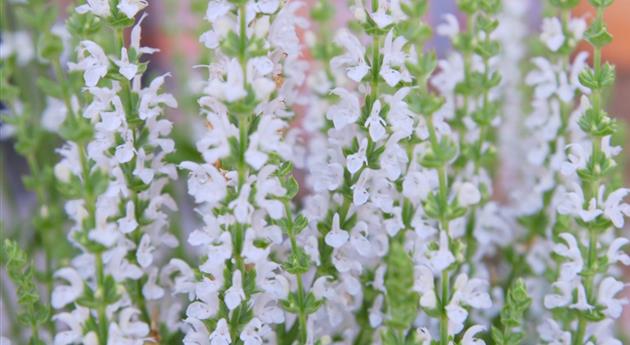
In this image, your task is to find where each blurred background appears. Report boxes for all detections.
[1,0,629,340]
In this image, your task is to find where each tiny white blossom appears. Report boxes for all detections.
[180,161,227,204]
[461,325,486,345]
[540,17,564,52]
[331,29,369,82]
[113,47,138,80]
[76,0,110,17]
[68,41,109,87]
[347,138,368,174]
[117,0,148,19]
[457,182,481,207]
[327,88,361,130]
[597,277,628,319]
[225,270,245,310]
[325,214,349,248]
[52,268,84,309]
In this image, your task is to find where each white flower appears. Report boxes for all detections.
[368,294,384,327]
[607,238,630,265]
[365,100,386,141]
[436,14,459,39]
[206,0,232,23]
[369,5,393,28]
[115,129,135,163]
[130,13,159,55]
[413,264,437,309]
[462,325,486,345]
[540,17,564,52]
[142,267,164,300]
[52,268,84,309]
[197,109,238,163]
[452,274,492,310]
[117,201,138,234]
[68,41,109,87]
[327,87,361,129]
[544,280,573,309]
[601,135,622,158]
[76,0,110,17]
[137,234,155,268]
[183,318,210,345]
[230,183,254,223]
[240,318,270,345]
[538,318,571,345]
[570,283,593,310]
[256,165,286,219]
[201,30,220,49]
[206,59,247,102]
[403,170,435,201]
[246,116,287,169]
[117,0,148,19]
[180,161,227,204]
[445,301,467,335]
[597,277,628,318]
[42,97,69,132]
[268,2,305,57]
[347,138,368,174]
[457,182,481,207]
[52,308,90,345]
[325,214,349,248]
[416,327,432,345]
[431,232,455,273]
[186,301,218,320]
[312,162,344,192]
[380,31,407,87]
[556,183,602,223]
[553,233,584,281]
[0,32,35,66]
[560,143,589,176]
[116,308,150,339]
[352,170,370,206]
[380,134,408,180]
[113,47,138,80]
[225,270,245,310]
[568,17,587,41]
[602,188,630,228]
[209,319,231,345]
[331,29,369,82]
[384,87,414,136]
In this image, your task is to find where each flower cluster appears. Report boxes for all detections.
[536,1,630,344]
[0,0,628,344]
[44,4,178,344]
[172,0,312,344]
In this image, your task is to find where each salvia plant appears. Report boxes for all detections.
[0,0,628,345]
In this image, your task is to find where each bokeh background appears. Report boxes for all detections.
[1,0,629,339]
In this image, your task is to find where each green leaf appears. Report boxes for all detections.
[589,0,614,8]
[549,0,581,9]
[585,19,613,48]
[2,240,50,329]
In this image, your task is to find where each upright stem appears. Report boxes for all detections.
[573,6,607,345]
[96,253,108,345]
[440,270,450,345]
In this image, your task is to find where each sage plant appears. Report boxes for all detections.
[0,0,628,344]
[540,1,630,344]
[46,2,178,344]
[174,0,312,344]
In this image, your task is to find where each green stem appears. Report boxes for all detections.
[439,270,450,345]
[95,253,108,345]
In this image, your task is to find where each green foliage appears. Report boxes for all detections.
[384,241,419,332]
[491,279,531,345]
[2,240,50,343]
[585,19,613,48]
